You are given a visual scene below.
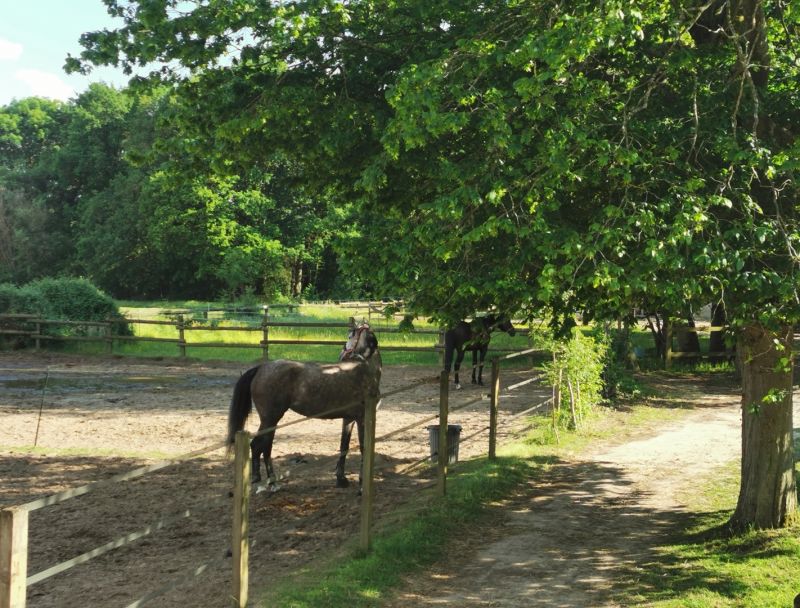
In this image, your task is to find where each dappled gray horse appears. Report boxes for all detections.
[227,322,381,490]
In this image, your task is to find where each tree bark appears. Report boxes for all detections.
[676,316,701,354]
[646,313,667,360]
[729,323,797,530]
[709,301,728,359]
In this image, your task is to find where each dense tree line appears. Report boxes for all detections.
[0,85,354,300]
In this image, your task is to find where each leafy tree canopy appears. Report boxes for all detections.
[70,0,800,329]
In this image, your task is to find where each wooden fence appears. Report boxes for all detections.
[0,311,532,361]
[0,349,549,608]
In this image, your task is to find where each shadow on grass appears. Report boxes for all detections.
[631,371,741,412]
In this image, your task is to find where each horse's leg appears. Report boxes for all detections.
[249,433,266,484]
[356,417,365,496]
[454,348,466,389]
[253,407,286,489]
[471,349,479,384]
[475,346,488,385]
[336,418,356,488]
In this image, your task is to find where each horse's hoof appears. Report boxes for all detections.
[455,383,462,390]
[256,482,280,495]
[336,477,350,488]
[357,487,363,497]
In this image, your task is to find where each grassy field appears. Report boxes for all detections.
[61,302,537,367]
[16,298,734,374]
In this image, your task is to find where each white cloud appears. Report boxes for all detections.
[0,38,23,61]
[15,69,75,101]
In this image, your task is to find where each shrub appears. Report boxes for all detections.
[0,282,47,314]
[544,328,607,431]
[26,277,120,321]
[0,278,130,344]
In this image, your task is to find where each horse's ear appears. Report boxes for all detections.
[349,317,356,329]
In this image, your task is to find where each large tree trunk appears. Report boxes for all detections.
[729,324,797,530]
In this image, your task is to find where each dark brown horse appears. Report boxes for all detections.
[227,322,381,490]
[444,314,515,389]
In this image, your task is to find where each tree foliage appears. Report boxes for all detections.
[0,84,350,299]
[67,1,799,326]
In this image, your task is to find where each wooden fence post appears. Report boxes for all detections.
[664,319,673,370]
[177,314,186,358]
[105,321,113,355]
[437,330,445,369]
[34,320,40,352]
[489,358,500,460]
[261,306,269,360]
[231,431,251,608]
[0,507,28,608]
[359,397,378,553]
[437,370,450,497]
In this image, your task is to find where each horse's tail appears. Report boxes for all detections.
[227,366,260,447]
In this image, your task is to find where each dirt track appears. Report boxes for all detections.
[0,351,548,607]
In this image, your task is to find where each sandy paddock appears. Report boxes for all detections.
[0,351,549,607]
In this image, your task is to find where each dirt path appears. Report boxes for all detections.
[383,376,773,607]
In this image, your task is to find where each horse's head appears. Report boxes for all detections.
[339,322,380,363]
[486,314,516,337]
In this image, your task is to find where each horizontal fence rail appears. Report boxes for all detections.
[0,314,534,361]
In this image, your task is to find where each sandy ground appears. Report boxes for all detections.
[0,351,549,608]
[383,376,800,607]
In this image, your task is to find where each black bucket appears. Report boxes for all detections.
[427,424,462,464]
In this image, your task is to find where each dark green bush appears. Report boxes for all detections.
[0,278,130,340]
[0,282,48,314]
[26,277,120,321]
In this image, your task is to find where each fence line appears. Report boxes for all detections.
[20,440,228,513]
[0,314,533,360]
[27,495,228,587]
[2,367,415,607]
[1,349,550,608]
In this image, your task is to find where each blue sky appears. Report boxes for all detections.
[0,1,131,106]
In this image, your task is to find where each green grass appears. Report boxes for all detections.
[611,459,800,608]
[260,454,542,608]
[47,303,534,367]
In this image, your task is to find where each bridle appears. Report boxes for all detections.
[339,323,373,361]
